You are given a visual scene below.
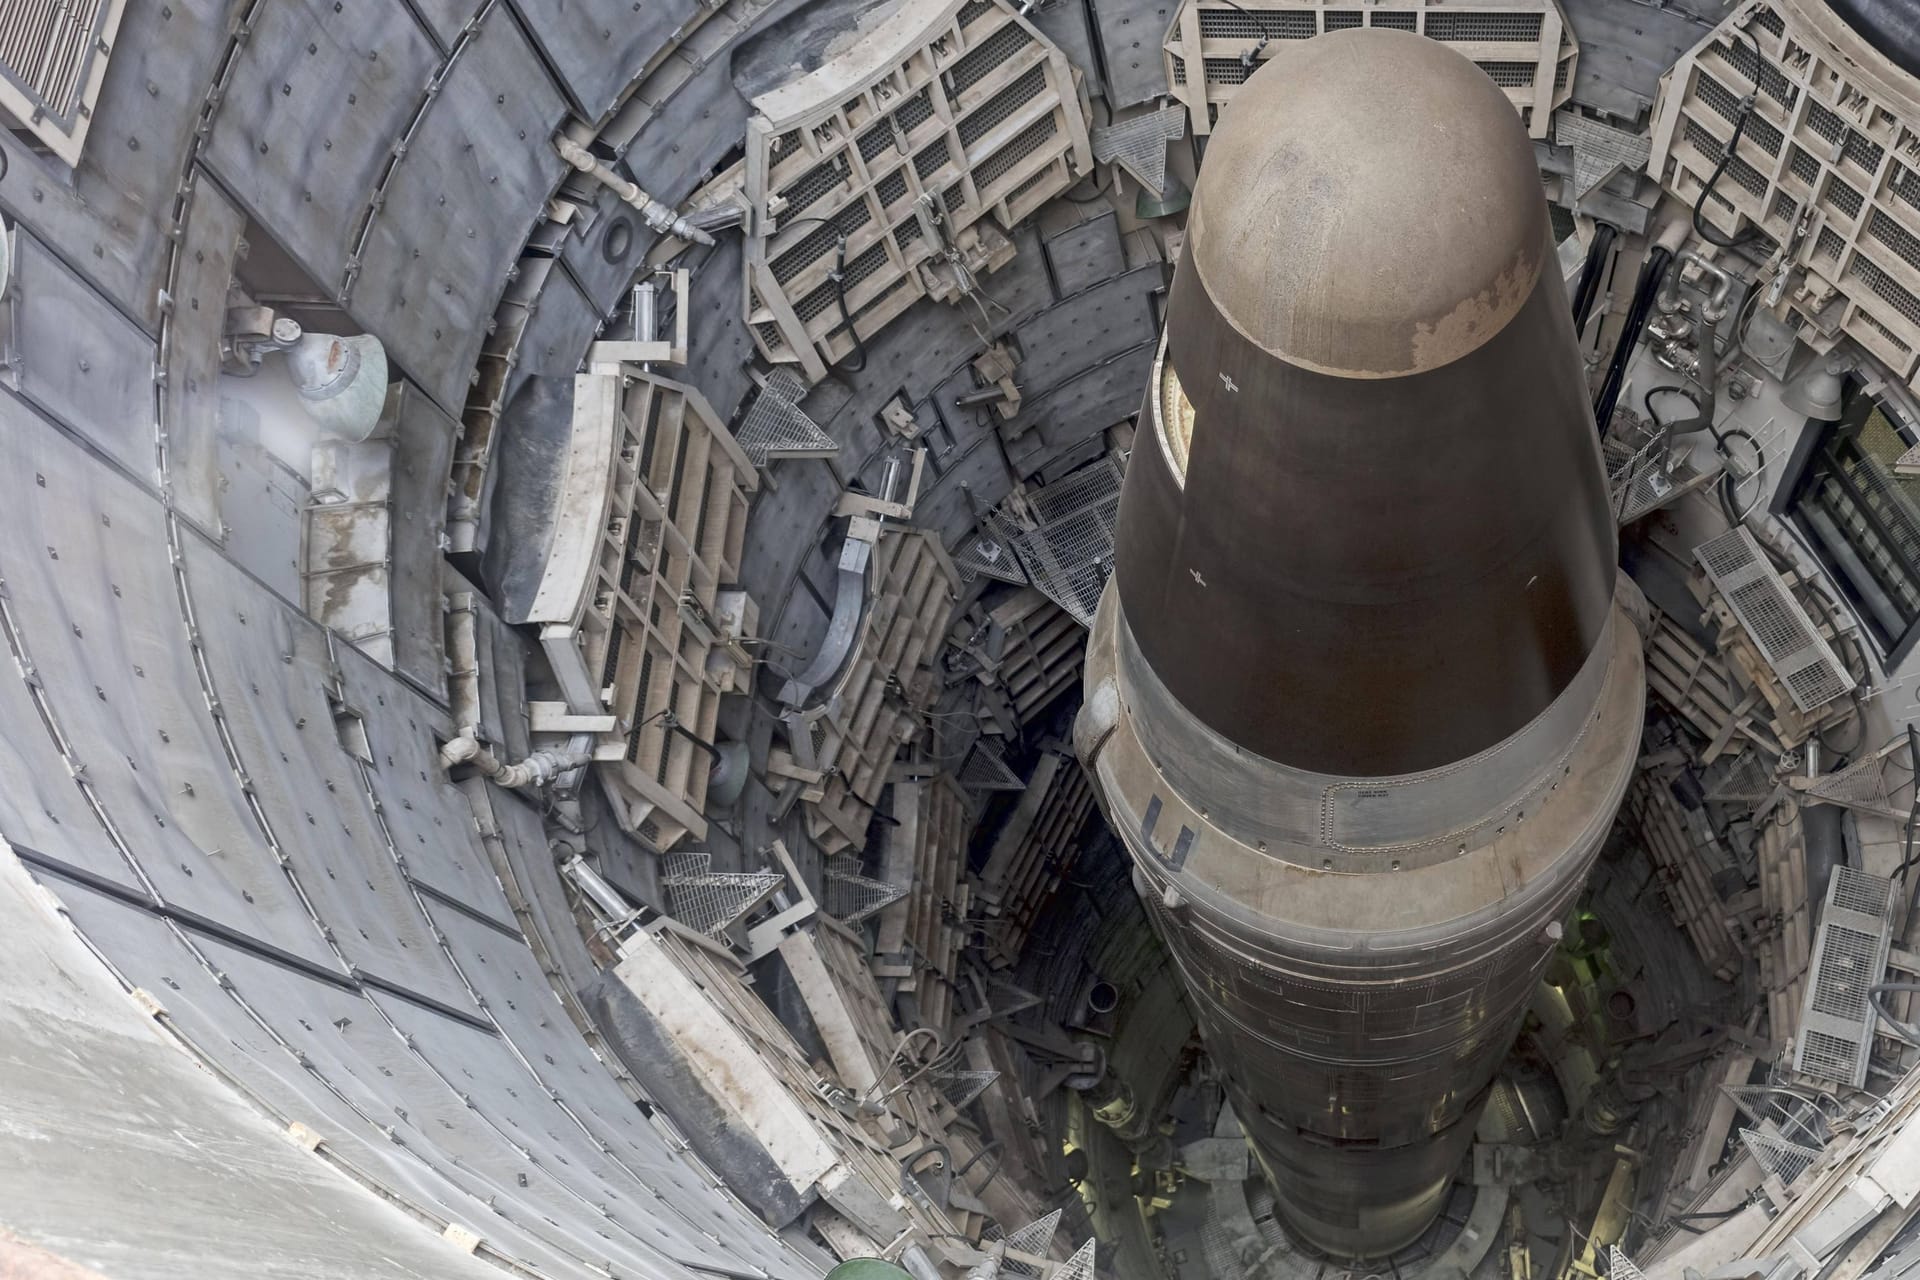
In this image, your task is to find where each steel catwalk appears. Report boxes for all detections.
[1074,30,1645,1256]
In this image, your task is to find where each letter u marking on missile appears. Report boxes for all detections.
[1140,794,1194,871]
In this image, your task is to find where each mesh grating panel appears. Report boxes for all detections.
[1705,751,1777,803]
[1204,57,1250,85]
[1728,153,1768,197]
[1197,8,1313,38]
[662,852,786,936]
[795,279,838,323]
[1773,192,1797,222]
[974,114,1058,188]
[1698,526,1758,576]
[777,154,853,225]
[1833,865,1894,916]
[1324,9,1361,29]
[1170,53,1186,85]
[1789,144,1820,185]
[822,855,909,923]
[876,169,908,208]
[1426,11,1542,40]
[959,64,1048,147]
[1695,527,1856,711]
[1811,923,1882,1017]
[1895,165,1920,214]
[1696,74,1784,155]
[958,0,993,24]
[1715,38,1795,106]
[914,137,951,180]
[858,122,896,164]
[1055,1239,1098,1280]
[1006,457,1123,624]
[1006,165,1055,206]
[1806,100,1846,144]
[959,743,1026,790]
[1818,226,1846,261]
[1002,1209,1061,1259]
[1798,1028,1863,1082]
[850,274,911,323]
[842,241,889,289]
[1858,258,1920,326]
[1478,61,1537,88]
[953,518,1028,584]
[1728,578,1814,656]
[1858,309,1914,355]
[1610,1248,1648,1280]
[1371,10,1415,29]
[1869,210,1920,273]
[1844,129,1885,173]
[938,1068,1002,1110]
[736,369,840,464]
[896,87,935,134]
[1793,866,1894,1085]
[1827,175,1862,220]
[1740,1129,1820,1185]
[950,21,1034,94]
[770,204,873,285]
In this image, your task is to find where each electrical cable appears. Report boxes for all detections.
[1214,0,1279,66]
[1869,981,1920,1046]
[1595,247,1675,436]
[768,213,869,372]
[1641,383,1766,524]
[1691,29,1769,250]
[830,236,870,373]
[1570,223,1617,332]
[1064,172,1113,203]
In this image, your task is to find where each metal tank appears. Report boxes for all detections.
[1073,29,1645,1257]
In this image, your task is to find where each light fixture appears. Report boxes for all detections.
[222,304,391,442]
[1782,357,1845,422]
[1136,170,1190,220]
[705,740,751,808]
[285,331,390,441]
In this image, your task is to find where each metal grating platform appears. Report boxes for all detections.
[1695,527,1856,712]
[1056,1238,1100,1280]
[736,368,841,466]
[662,852,787,937]
[937,1067,1004,1110]
[953,517,1030,585]
[1007,455,1123,625]
[1091,106,1187,196]
[823,854,910,924]
[1705,750,1779,804]
[1609,1246,1648,1280]
[959,742,1027,791]
[1792,866,1895,1086]
[1802,733,1917,820]
[1740,1127,1822,1185]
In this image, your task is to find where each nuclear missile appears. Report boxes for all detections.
[1073,29,1645,1256]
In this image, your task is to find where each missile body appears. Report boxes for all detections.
[1074,30,1645,1256]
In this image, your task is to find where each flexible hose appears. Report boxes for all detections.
[1570,223,1617,333]
[1594,247,1675,436]
[1691,30,1769,249]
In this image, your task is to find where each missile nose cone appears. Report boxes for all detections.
[1115,28,1616,779]
[1189,29,1548,378]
